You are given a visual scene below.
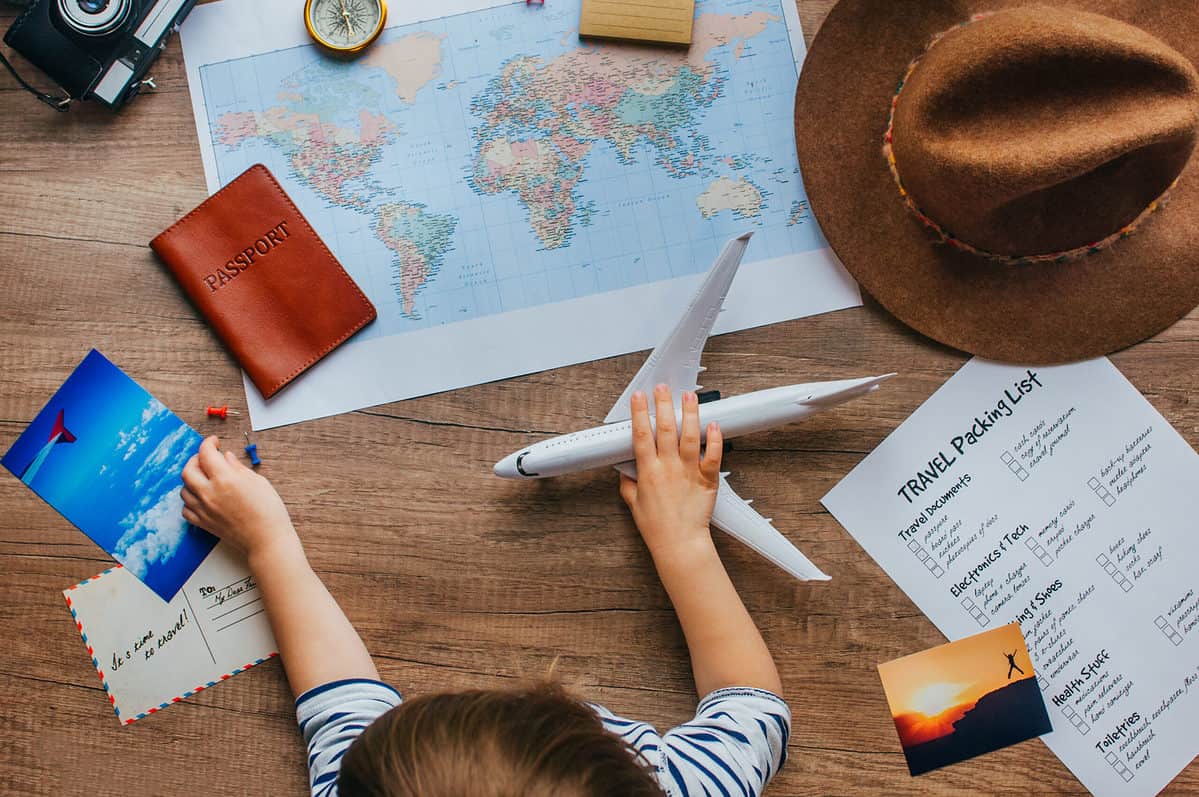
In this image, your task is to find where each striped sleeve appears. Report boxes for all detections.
[295,678,403,797]
[592,701,665,772]
[659,687,791,797]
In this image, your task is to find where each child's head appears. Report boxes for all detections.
[338,681,663,797]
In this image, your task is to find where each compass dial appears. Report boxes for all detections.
[305,0,386,54]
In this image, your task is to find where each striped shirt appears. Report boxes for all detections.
[296,680,790,797]
[592,687,791,797]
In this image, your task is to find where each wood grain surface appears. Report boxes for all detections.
[1,0,1196,794]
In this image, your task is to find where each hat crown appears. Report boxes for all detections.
[889,6,1199,258]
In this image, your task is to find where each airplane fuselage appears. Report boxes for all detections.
[495,383,833,479]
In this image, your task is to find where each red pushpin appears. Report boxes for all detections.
[206,405,241,419]
[243,432,261,468]
[526,0,544,5]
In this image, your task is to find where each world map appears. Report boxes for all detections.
[198,0,825,338]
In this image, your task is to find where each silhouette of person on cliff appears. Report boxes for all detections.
[1004,650,1025,679]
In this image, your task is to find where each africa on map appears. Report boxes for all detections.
[198,0,825,340]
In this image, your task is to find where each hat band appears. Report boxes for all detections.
[881,13,1177,265]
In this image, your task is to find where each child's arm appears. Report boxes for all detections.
[181,436,379,697]
[619,385,783,698]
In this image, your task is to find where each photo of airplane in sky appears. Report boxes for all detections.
[3,351,218,601]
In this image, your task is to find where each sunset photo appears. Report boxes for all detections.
[878,623,1052,775]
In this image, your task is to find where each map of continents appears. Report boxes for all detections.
[468,12,785,249]
[212,32,457,318]
[202,0,819,336]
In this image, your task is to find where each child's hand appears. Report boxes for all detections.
[181,436,297,562]
[622,388,781,700]
[620,384,723,562]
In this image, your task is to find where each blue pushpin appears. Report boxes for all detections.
[243,432,261,467]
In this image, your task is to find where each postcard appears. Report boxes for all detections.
[2,350,218,601]
[878,623,1052,775]
[65,542,278,724]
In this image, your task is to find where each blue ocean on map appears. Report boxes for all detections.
[199,0,824,340]
[2,351,217,601]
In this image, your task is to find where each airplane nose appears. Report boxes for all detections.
[494,452,519,479]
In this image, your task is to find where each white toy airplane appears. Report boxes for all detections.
[495,232,893,581]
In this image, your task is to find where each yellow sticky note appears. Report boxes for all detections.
[579,0,697,46]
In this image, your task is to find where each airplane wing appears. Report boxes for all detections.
[603,233,752,424]
[615,462,830,581]
[710,476,830,581]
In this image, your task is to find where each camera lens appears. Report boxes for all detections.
[57,0,131,37]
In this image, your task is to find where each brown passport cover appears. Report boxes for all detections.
[151,164,376,400]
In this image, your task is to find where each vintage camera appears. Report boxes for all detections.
[4,0,196,108]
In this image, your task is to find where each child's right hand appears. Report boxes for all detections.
[620,384,723,563]
[181,436,297,562]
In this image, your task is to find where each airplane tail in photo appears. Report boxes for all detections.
[20,409,77,485]
[49,409,77,445]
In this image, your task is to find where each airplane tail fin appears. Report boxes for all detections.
[50,409,76,444]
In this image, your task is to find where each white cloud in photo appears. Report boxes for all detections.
[104,398,202,584]
[133,422,193,493]
[115,488,189,580]
[141,398,169,426]
[115,397,172,462]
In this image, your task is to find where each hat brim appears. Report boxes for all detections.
[795,0,1199,363]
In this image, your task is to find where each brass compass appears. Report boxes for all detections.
[304,0,387,55]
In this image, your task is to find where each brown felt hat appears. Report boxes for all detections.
[795,2,1199,362]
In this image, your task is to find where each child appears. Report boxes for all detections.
[181,385,790,796]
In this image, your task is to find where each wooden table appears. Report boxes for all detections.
[1,1,1195,794]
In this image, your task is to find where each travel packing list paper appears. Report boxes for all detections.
[822,358,1199,796]
[64,542,278,725]
[877,623,1052,776]
[2,350,218,601]
[179,0,861,429]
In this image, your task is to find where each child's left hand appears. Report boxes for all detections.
[620,386,783,699]
[619,384,723,563]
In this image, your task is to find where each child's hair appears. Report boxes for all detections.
[338,681,664,797]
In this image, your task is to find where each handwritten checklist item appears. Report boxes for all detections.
[63,542,277,725]
[823,358,1199,796]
